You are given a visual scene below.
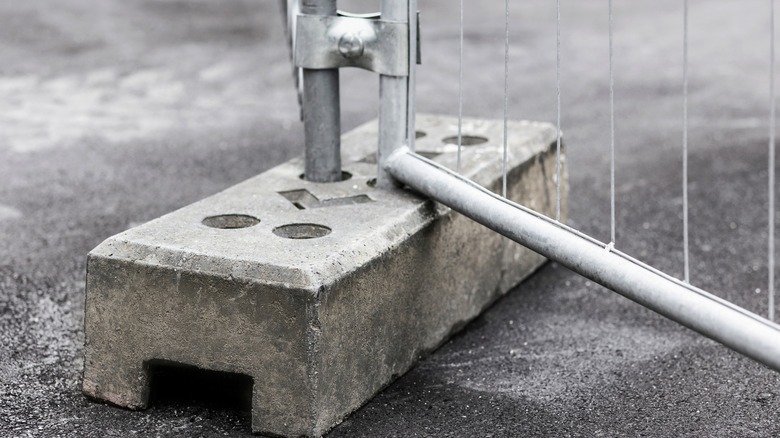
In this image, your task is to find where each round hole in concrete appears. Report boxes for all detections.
[442,135,489,146]
[298,171,352,182]
[202,214,260,229]
[415,130,426,139]
[273,223,332,239]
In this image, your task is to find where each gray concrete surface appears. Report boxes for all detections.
[82,115,562,437]
[1,0,780,436]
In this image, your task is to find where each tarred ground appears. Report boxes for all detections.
[1,0,779,436]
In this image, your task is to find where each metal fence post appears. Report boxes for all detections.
[377,0,410,189]
[301,0,342,182]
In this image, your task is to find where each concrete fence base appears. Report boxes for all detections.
[82,114,567,437]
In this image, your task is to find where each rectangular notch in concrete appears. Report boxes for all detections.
[278,189,373,210]
[146,359,253,413]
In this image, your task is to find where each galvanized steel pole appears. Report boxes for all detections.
[385,149,780,372]
[301,0,342,183]
[377,0,410,189]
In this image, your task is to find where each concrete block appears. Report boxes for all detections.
[82,114,567,437]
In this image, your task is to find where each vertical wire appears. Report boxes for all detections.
[609,0,616,245]
[502,0,509,197]
[770,0,776,321]
[555,0,562,220]
[683,0,691,283]
[457,0,464,174]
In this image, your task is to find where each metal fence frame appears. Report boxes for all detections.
[291,0,780,372]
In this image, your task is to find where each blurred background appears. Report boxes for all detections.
[1,0,779,436]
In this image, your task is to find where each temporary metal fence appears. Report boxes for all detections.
[285,0,780,372]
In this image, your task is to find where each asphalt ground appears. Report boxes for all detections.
[1,0,780,436]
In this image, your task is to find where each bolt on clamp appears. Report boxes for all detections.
[294,12,420,77]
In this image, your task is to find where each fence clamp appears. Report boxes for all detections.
[294,12,418,77]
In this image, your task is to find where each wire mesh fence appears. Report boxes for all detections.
[425,0,778,322]
[286,0,780,367]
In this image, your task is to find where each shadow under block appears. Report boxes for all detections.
[82,114,567,437]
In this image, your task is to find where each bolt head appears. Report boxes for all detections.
[338,33,364,59]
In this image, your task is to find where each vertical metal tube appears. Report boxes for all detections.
[302,0,341,182]
[377,0,410,189]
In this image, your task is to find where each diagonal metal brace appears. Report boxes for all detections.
[384,147,780,373]
[295,14,410,76]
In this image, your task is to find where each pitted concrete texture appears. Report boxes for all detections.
[82,114,567,437]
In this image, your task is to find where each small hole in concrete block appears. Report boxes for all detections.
[273,223,331,239]
[360,150,440,165]
[415,130,426,139]
[367,178,377,187]
[442,135,489,146]
[202,214,260,229]
[418,151,443,160]
[146,360,252,422]
[298,171,352,182]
